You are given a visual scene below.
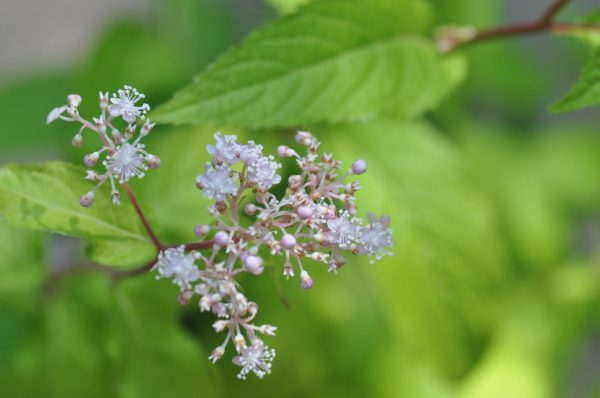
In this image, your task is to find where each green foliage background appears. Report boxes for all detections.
[1,0,600,397]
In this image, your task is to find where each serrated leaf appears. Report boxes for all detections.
[0,162,154,266]
[153,0,460,128]
[551,47,600,113]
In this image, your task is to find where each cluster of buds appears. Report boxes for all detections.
[154,131,393,379]
[47,85,160,206]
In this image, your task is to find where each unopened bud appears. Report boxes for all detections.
[352,159,367,175]
[177,291,193,305]
[146,154,161,169]
[84,152,99,167]
[194,224,210,237]
[244,203,257,216]
[214,231,229,247]
[300,270,314,289]
[79,191,95,207]
[297,205,313,219]
[71,134,82,147]
[213,320,228,332]
[244,255,264,275]
[295,131,313,146]
[277,145,297,157]
[280,234,297,250]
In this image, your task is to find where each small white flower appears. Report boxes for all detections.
[105,142,148,183]
[197,163,238,201]
[239,140,263,165]
[154,246,201,291]
[109,85,150,124]
[327,210,362,249]
[232,341,276,380]
[207,133,241,164]
[359,213,393,263]
[47,106,68,124]
[248,155,281,190]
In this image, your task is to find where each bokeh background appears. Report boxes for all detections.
[2,0,600,397]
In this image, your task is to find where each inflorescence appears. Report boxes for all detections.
[48,88,393,380]
[47,85,160,206]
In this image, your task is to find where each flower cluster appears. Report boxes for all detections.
[154,131,393,379]
[47,85,159,206]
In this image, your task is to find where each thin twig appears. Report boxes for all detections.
[123,183,163,250]
[446,0,599,50]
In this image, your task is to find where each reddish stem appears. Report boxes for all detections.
[452,0,600,50]
[123,183,163,251]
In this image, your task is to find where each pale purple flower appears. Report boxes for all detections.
[233,341,276,380]
[207,133,241,164]
[108,85,150,124]
[197,163,238,201]
[327,210,362,249]
[248,155,281,190]
[154,246,201,291]
[239,140,263,164]
[359,213,393,263]
[105,142,147,183]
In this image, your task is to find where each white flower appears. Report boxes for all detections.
[154,246,201,291]
[109,85,150,124]
[327,210,362,249]
[232,341,276,380]
[46,106,67,124]
[105,143,147,183]
[359,213,393,263]
[239,140,263,165]
[248,155,281,190]
[207,133,241,164]
[197,163,238,201]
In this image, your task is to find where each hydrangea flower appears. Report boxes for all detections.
[108,85,150,124]
[154,246,201,291]
[247,155,281,191]
[327,210,362,249]
[358,213,394,263]
[196,163,238,201]
[232,341,276,380]
[206,132,241,164]
[47,85,159,207]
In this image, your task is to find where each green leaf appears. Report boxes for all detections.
[266,0,311,14]
[321,119,507,378]
[153,0,459,128]
[551,47,600,113]
[0,162,154,266]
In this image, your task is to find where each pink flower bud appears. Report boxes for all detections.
[244,203,257,216]
[325,206,336,220]
[244,255,264,275]
[352,159,367,174]
[277,145,297,157]
[71,134,82,147]
[295,131,313,145]
[300,270,314,289]
[194,224,210,237]
[280,234,297,250]
[84,152,99,167]
[146,154,161,169]
[214,231,229,247]
[297,205,313,219]
[80,191,95,207]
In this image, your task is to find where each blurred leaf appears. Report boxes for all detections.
[322,119,507,378]
[80,22,190,99]
[552,47,600,113]
[153,0,463,128]
[0,162,154,266]
[266,0,310,14]
[0,73,77,156]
